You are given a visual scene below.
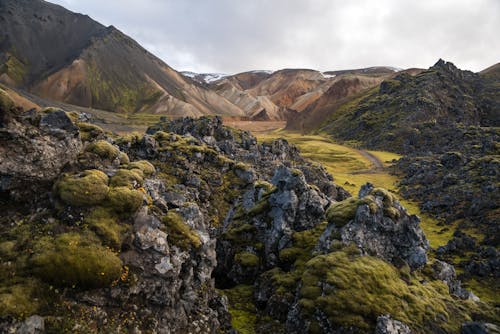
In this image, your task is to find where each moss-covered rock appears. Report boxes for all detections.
[298,250,481,332]
[55,170,109,206]
[76,122,105,142]
[163,211,201,250]
[109,169,144,188]
[31,232,122,289]
[235,252,259,268]
[118,152,130,165]
[106,186,143,213]
[85,140,120,160]
[128,160,155,176]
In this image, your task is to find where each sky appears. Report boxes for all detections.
[48,0,500,74]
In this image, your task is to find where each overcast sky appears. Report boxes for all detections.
[48,0,499,74]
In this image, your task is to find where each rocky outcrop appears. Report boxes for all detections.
[145,116,348,201]
[216,165,330,284]
[0,99,81,200]
[431,260,479,300]
[319,183,429,270]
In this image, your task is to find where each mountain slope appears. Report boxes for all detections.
[0,0,245,117]
[312,60,500,291]
[286,74,386,131]
[319,59,499,152]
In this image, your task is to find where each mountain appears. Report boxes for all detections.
[0,0,245,117]
[323,65,401,77]
[317,59,499,152]
[181,71,229,85]
[306,60,500,293]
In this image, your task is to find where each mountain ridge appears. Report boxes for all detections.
[0,0,249,117]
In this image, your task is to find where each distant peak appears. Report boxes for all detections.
[431,59,459,72]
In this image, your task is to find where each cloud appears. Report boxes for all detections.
[48,0,500,73]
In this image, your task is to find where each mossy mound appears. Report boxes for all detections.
[56,170,109,206]
[31,232,122,289]
[118,152,130,165]
[325,187,399,226]
[85,140,120,160]
[128,160,155,176]
[77,122,105,142]
[0,281,39,318]
[235,252,259,268]
[106,186,143,213]
[85,207,128,249]
[299,251,481,332]
[109,169,144,188]
[326,197,364,227]
[163,211,201,250]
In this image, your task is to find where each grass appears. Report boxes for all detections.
[220,285,257,334]
[255,131,450,249]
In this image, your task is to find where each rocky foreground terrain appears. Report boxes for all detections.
[0,88,498,333]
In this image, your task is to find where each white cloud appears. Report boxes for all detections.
[47,0,500,73]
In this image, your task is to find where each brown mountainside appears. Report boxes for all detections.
[0,0,245,117]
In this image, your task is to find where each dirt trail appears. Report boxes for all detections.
[357,150,384,169]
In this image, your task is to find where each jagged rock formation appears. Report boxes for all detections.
[319,183,428,270]
[0,98,81,199]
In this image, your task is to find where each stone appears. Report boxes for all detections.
[17,315,44,334]
[375,315,412,334]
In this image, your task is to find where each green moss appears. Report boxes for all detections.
[31,232,122,289]
[235,252,259,267]
[223,223,257,242]
[128,160,156,176]
[298,251,483,332]
[85,207,127,249]
[109,169,144,188]
[221,285,257,334]
[0,54,28,85]
[0,88,14,111]
[371,187,396,206]
[326,187,397,227]
[106,186,143,213]
[55,170,109,206]
[0,281,39,318]
[0,240,16,259]
[163,211,201,250]
[118,152,130,165]
[76,122,105,142]
[85,140,120,160]
[254,180,274,193]
[326,197,361,227]
[278,247,304,263]
[229,309,257,334]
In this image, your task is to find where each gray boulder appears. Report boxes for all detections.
[375,315,412,334]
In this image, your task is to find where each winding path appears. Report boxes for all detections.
[357,150,384,169]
